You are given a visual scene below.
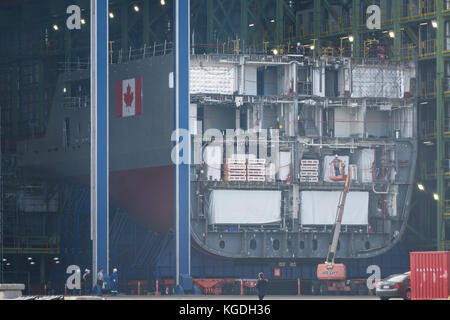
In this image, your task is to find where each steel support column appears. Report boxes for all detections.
[143,0,150,47]
[276,0,284,46]
[174,0,191,290]
[40,255,45,285]
[393,0,402,60]
[206,0,214,53]
[352,0,361,57]
[90,0,109,283]
[121,2,128,50]
[241,0,248,46]
[313,0,321,54]
[436,0,445,251]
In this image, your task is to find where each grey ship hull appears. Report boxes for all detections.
[15,53,418,261]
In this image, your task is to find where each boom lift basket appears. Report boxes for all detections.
[317,263,347,281]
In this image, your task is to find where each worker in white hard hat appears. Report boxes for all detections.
[111,268,119,296]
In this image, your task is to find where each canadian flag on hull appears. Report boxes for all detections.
[116,77,143,118]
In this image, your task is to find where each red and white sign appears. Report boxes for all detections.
[274,268,281,277]
[116,77,142,118]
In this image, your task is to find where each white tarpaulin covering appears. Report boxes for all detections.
[204,146,222,181]
[300,191,369,225]
[392,105,414,138]
[354,149,375,183]
[208,190,282,225]
[278,152,291,181]
[334,107,364,138]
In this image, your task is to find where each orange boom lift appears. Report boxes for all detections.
[317,173,351,281]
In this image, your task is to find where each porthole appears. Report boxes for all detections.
[299,241,305,250]
[273,239,280,251]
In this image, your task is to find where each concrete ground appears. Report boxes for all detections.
[64,295,404,300]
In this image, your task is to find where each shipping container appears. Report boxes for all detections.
[410,252,450,300]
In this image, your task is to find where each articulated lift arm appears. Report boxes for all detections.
[325,173,352,267]
[317,173,352,280]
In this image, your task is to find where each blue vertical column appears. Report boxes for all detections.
[91,0,109,283]
[174,0,191,290]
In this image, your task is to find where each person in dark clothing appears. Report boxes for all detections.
[94,268,104,296]
[255,272,268,301]
[82,269,92,295]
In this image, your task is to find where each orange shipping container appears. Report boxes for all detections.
[410,251,450,300]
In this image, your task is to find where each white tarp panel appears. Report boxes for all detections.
[190,104,198,135]
[323,156,349,182]
[392,106,413,138]
[334,107,364,138]
[313,68,325,97]
[278,151,291,181]
[208,190,282,225]
[190,66,236,95]
[354,149,375,183]
[300,191,369,225]
[204,146,222,181]
[244,65,258,96]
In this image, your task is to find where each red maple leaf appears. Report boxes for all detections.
[123,84,134,107]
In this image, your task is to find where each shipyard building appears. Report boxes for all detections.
[0,0,448,297]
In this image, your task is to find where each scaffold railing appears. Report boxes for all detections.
[420,39,436,57]
[2,235,59,252]
[400,0,436,21]
[445,200,450,217]
[420,118,450,137]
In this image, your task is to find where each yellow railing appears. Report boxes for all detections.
[420,39,436,57]
[319,18,352,35]
[320,47,335,57]
[423,159,450,179]
[445,119,450,134]
[420,80,436,97]
[400,0,436,21]
[297,25,314,39]
[421,119,450,137]
[420,160,438,179]
[445,200,450,216]
[445,158,450,176]
[401,43,417,60]
[3,235,60,251]
[421,120,436,137]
